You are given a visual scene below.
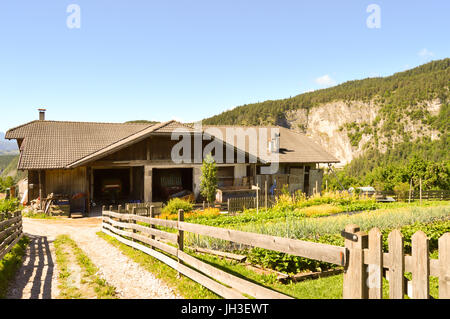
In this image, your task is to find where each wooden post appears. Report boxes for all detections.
[227,199,230,213]
[343,224,369,299]
[265,180,268,210]
[38,170,43,210]
[131,207,137,239]
[256,183,259,214]
[150,205,155,249]
[118,205,122,214]
[177,209,184,254]
[439,233,450,299]
[408,178,412,204]
[177,209,185,277]
[367,228,383,299]
[411,231,429,299]
[419,178,422,205]
[388,230,405,299]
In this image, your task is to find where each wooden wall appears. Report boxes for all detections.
[45,167,87,195]
[98,135,253,164]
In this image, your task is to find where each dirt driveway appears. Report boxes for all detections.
[6,217,181,299]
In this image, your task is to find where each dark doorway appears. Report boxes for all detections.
[152,168,193,202]
[93,168,131,205]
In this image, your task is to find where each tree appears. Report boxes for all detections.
[200,154,218,205]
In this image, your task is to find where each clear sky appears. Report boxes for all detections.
[0,0,449,133]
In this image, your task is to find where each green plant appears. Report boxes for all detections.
[200,154,218,205]
[0,198,20,216]
[161,198,194,216]
[0,236,29,298]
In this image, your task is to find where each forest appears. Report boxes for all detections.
[203,59,450,191]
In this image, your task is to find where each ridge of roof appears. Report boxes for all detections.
[66,120,177,168]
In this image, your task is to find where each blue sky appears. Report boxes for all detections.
[0,0,449,133]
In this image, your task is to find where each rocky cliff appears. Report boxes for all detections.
[280,99,442,165]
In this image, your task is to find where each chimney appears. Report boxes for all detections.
[269,131,280,153]
[38,108,46,121]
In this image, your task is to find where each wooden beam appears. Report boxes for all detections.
[178,221,347,266]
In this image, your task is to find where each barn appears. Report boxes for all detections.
[5,110,339,216]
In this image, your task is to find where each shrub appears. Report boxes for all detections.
[160,198,194,217]
[0,199,20,216]
[301,204,344,217]
[394,182,410,201]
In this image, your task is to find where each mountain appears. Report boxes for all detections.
[0,132,18,155]
[203,59,450,166]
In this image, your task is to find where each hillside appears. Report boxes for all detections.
[203,59,450,166]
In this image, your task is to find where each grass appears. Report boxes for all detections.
[96,231,219,299]
[21,212,57,219]
[0,236,29,298]
[54,235,117,299]
[184,248,442,299]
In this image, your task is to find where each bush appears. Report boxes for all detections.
[394,182,410,201]
[161,198,194,217]
[0,199,20,216]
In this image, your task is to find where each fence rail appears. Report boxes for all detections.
[102,209,347,299]
[0,211,23,260]
[376,190,450,201]
[343,224,449,299]
[101,209,449,299]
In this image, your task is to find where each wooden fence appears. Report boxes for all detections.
[376,190,450,202]
[343,224,449,299]
[101,209,449,299]
[102,208,346,299]
[228,195,276,213]
[0,211,23,260]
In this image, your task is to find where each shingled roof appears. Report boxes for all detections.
[6,120,339,170]
[203,126,339,164]
[6,121,154,169]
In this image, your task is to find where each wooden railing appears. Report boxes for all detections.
[102,209,347,299]
[0,211,23,260]
[101,209,449,299]
[227,195,276,213]
[343,224,449,299]
[376,190,450,201]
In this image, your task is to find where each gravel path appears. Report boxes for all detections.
[6,217,182,299]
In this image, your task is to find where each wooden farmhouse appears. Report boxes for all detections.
[5,110,339,215]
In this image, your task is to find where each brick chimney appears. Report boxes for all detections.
[38,108,46,121]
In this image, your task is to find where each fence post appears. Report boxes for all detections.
[411,231,429,299]
[439,233,450,299]
[419,178,422,205]
[367,228,383,299]
[177,209,184,255]
[343,224,369,299]
[265,180,268,210]
[388,230,405,299]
